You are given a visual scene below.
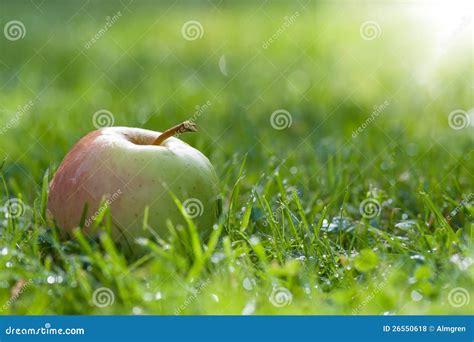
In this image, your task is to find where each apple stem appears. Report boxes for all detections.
[151,120,198,146]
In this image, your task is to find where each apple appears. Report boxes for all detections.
[48,121,220,242]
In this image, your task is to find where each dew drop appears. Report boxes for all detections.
[132,307,143,315]
[411,290,423,302]
[241,299,256,315]
[242,277,256,291]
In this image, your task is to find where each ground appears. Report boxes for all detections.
[0,0,472,315]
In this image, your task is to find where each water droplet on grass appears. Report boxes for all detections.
[410,254,425,262]
[450,254,473,271]
[211,252,225,264]
[135,238,148,246]
[132,307,143,315]
[304,284,311,294]
[249,236,260,245]
[242,299,256,315]
[411,290,423,301]
[243,277,256,291]
[296,255,306,262]
[395,220,417,229]
[321,217,355,233]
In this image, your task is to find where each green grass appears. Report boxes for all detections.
[0,0,472,315]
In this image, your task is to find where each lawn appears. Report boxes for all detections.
[0,0,472,315]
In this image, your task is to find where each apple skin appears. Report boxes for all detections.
[48,126,219,241]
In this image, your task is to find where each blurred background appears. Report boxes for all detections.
[0,0,472,198]
[0,0,473,315]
